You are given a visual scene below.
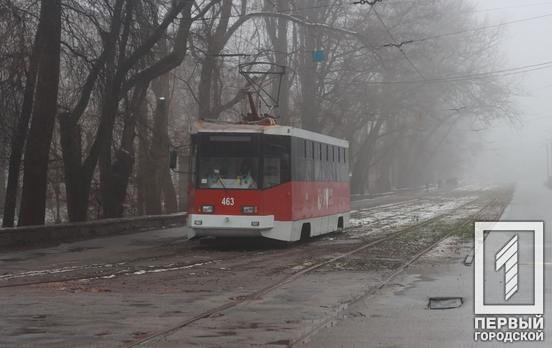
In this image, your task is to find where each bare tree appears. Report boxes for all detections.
[0,0,517,226]
[3,0,62,226]
[59,0,195,221]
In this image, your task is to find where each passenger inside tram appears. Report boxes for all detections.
[203,158,258,189]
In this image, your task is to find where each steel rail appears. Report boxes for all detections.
[0,197,455,288]
[289,198,508,346]
[125,197,492,347]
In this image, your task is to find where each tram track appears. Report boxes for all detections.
[289,197,508,347]
[124,196,506,347]
[0,195,472,289]
[350,199,460,228]
[350,197,423,215]
[347,195,477,233]
[0,245,296,289]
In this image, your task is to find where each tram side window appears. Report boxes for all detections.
[331,146,337,180]
[304,140,314,181]
[263,135,291,189]
[191,135,198,184]
[323,144,328,180]
[263,157,281,188]
[313,142,320,181]
[336,147,343,181]
[340,147,345,181]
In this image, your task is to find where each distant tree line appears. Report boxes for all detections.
[0,0,514,226]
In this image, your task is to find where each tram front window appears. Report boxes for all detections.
[198,157,259,189]
[196,134,260,190]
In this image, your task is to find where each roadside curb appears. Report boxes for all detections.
[0,213,187,251]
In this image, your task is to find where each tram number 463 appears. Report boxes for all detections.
[221,197,235,206]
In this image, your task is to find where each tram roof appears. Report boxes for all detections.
[193,121,349,148]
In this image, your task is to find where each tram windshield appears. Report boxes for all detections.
[196,134,260,189]
[198,157,259,189]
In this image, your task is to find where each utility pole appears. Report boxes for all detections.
[547,140,552,188]
[546,142,549,179]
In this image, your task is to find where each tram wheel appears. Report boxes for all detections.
[300,223,311,241]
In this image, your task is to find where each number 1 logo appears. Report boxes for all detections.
[495,234,519,301]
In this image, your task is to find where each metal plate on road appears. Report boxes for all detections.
[428,297,463,310]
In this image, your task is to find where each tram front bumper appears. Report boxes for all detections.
[188,214,275,237]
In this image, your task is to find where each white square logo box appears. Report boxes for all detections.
[474,221,544,315]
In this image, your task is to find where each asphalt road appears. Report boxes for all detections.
[304,181,551,348]
[0,188,507,347]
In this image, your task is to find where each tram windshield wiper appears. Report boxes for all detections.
[216,174,231,194]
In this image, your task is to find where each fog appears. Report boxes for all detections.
[2,0,552,225]
[4,2,552,346]
[470,0,552,186]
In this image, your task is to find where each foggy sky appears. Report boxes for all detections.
[470,0,552,185]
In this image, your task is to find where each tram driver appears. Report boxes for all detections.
[238,158,257,189]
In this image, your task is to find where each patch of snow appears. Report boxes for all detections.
[348,196,477,238]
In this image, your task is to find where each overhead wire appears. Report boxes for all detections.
[363,2,552,87]
[372,7,426,81]
[196,1,552,85]
[474,1,552,13]
[362,59,552,85]
[381,11,552,48]
[193,1,552,57]
[193,1,350,22]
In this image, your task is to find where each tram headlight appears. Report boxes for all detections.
[241,205,257,214]
[201,205,214,213]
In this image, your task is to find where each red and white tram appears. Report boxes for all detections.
[187,121,350,242]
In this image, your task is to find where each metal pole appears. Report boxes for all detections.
[547,143,549,179]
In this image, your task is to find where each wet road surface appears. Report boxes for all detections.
[0,188,510,347]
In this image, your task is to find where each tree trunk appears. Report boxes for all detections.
[177,152,190,212]
[298,10,320,132]
[101,83,148,218]
[350,152,371,194]
[98,91,126,218]
[265,0,290,123]
[18,0,62,226]
[375,116,398,192]
[0,160,6,214]
[59,114,94,222]
[198,55,216,118]
[2,9,43,227]
[101,150,134,218]
[162,169,178,213]
[150,70,177,214]
[350,118,385,194]
[144,98,168,215]
[197,0,233,119]
[136,101,149,216]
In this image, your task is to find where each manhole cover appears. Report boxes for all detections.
[464,253,474,266]
[428,297,463,310]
